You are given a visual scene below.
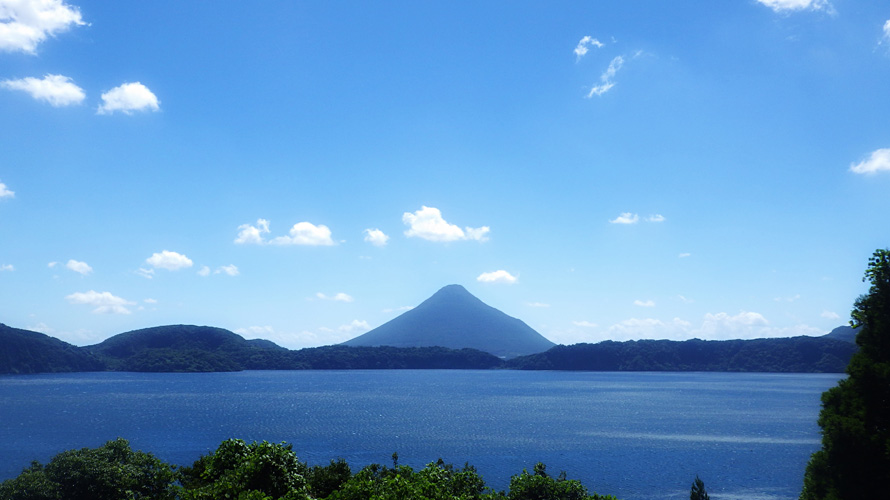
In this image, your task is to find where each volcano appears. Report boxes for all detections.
[343,284,555,358]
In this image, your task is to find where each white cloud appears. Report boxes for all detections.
[608,317,693,341]
[678,253,692,258]
[634,299,656,307]
[0,263,13,272]
[197,266,210,277]
[884,19,890,44]
[849,148,890,174]
[647,214,666,222]
[678,295,695,304]
[0,180,14,198]
[143,298,157,304]
[821,311,840,320]
[382,305,413,313]
[66,290,135,314]
[235,219,335,246]
[270,221,335,246]
[774,294,801,302]
[363,228,389,247]
[146,250,193,271]
[477,270,518,284]
[586,55,624,98]
[235,219,270,244]
[403,206,489,242]
[97,82,160,115]
[316,292,354,302]
[526,302,551,308]
[236,325,275,336]
[0,0,85,54]
[573,320,599,328]
[214,264,239,276]
[574,35,604,60]
[136,267,154,279]
[338,319,370,333]
[1,74,84,106]
[755,0,833,13]
[609,212,639,224]
[47,261,58,268]
[65,259,91,275]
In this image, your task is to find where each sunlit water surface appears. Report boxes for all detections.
[0,370,840,500]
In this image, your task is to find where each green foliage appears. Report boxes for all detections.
[505,463,616,500]
[179,439,309,500]
[306,459,351,499]
[328,460,495,500]
[690,476,709,500]
[801,249,890,500]
[3,439,624,500]
[0,438,177,500]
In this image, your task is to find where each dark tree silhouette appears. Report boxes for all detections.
[801,249,890,500]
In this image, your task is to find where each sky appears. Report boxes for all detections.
[1,0,888,349]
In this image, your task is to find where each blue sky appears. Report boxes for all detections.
[1,0,888,348]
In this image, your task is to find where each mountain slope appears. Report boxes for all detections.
[507,336,857,373]
[85,325,288,372]
[0,323,105,374]
[343,284,555,358]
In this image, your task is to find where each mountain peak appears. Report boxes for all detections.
[343,285,555,358]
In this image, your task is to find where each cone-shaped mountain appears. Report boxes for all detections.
[342,284,555,358]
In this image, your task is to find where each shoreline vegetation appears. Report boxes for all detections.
[0,322,857,375]
[0,438,620,500]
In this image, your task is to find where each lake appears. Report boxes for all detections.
[0,370,840,500]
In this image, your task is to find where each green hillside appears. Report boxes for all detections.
[0,323,104,374]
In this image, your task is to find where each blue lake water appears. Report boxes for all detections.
[0,370,840,500]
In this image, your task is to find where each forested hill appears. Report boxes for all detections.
[0,323,104,374]
[83,325,503,372]
[0,323,858,374]
[506,336,857,372]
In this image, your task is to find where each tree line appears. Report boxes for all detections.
[0,438,618,500]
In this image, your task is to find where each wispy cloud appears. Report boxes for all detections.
[821,311,840,320]
[587,55,624,97]
[755,0,833,14]
[574,35,604,60]
[849,148,890,174]
[679,253,692,258]
[97,82,160,115]
[526,302,551,308]
[1,74,85,106]
[316,292,354,302]
[477,270,518,284]
[214,264,239,276]
[646,214,666,222]
[573,320,598,328]
[0,180,13,199]
[66,290,135,314]
[0,263,13,272]
[634,299,656,307]
[403,206,489,242]
[0,0,86,54]
[66,259,92,275]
